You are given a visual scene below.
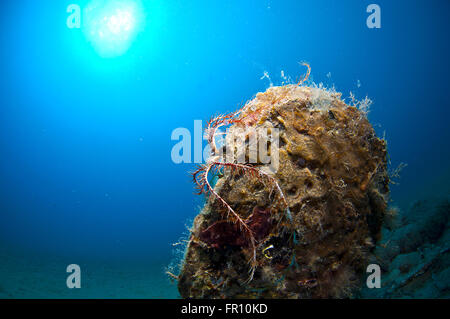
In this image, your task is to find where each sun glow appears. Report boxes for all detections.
[83,0,143,58]
[106,9,134,35]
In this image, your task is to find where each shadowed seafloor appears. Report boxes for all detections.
[0,245,179,299]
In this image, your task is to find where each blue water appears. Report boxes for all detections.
[0,0,448,298]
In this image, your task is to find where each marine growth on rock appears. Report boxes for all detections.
[177,68,390,298]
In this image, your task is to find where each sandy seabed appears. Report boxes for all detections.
[0,245,179,299]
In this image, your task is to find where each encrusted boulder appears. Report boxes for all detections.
[178,84,389,298]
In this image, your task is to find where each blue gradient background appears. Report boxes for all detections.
[0,0,449,298]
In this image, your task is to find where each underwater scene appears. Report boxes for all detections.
[0,0,449,299]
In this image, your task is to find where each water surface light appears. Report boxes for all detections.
[83,0,144,58]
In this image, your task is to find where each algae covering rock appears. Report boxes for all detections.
[178,83,389,298]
